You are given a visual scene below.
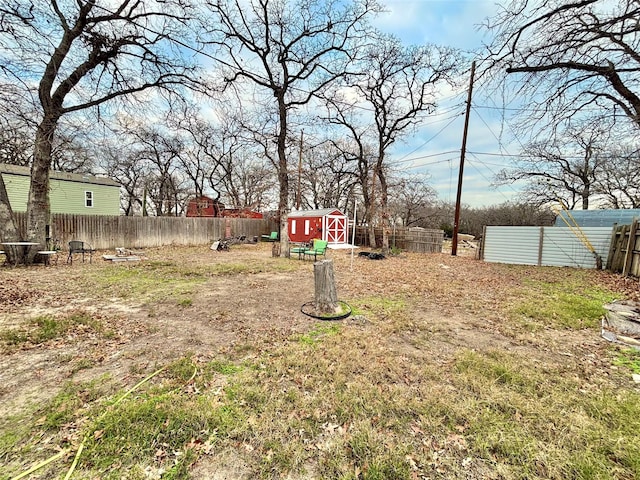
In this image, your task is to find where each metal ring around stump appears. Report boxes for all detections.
[300,300,352,321]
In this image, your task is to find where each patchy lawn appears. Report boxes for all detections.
[1,243,639,479]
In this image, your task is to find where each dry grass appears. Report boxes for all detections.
[1,244,639,479]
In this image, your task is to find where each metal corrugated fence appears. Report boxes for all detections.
[483,226,613,269]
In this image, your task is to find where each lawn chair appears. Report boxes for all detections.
[67,240,96,264]
[290,241,311,259]
[261,231,278,242]
[303,239,328,261]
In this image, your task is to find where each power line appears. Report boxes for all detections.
[395,156,459,171]
[392,150,460,165]
[474,103,613,114]
[483,94,534,155]
[468,152,521,196]
[394,113,462,162]
[93,2,467,123]
[466,162,514,204]
[467,150,521,157]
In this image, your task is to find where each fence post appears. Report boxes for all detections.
[537,226,544,266]
[479,225,486,260]
[622,218,638,277]
[605,223,618,271]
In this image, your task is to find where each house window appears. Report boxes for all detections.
[304,220,310,235]
[291,220,297,235]
[85,191,94,208]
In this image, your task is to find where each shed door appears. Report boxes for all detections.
[324,215,347,243]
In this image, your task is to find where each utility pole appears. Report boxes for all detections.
[296,130,304,210]
[452,60,475,256]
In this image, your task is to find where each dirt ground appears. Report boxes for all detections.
[1,241,637,478]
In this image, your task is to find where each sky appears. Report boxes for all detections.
[373,0,526,207]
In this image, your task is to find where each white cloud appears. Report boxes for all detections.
[372,0,527,206]
[374,0,499,50]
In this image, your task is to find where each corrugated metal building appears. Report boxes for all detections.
[483,226,612,269]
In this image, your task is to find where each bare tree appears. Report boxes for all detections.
[597,144,640,209]
[0,83,37,167]
[388,175,437,227]
[223,152,275,211]
[0,0,198,259]
[172,108,229,204]
[132,127,186,216]
[50,123,97,173]
[172,105,276,211]
[413,201,554,239]
[321,118,378,232]
[495,122,609,210]
[294,137,359,213]
[202,0,381,255]
[485,0,640,133]
[460,202,556,238]
[325,33,460,250]
[102,143,148,216]
[0,121,32,167]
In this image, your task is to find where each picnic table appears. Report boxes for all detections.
[1,241,41,266]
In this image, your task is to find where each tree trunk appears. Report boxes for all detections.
[582,184,590,210]
[25,115,58,261]
[367,160,378,248]
[367,216,377,248]
[314,259,339,313]
[377,158,390,254]
[0,173,22,263]
[276,93,290,257]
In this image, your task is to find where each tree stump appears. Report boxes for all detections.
[314,259,339,314]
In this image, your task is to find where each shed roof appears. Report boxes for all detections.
[289,208,344,218]
[0,163,119,187]
[555,209,640,228]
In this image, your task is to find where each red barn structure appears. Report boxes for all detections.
[221,208,263,219]
[186,196,222,217]
[186,196,263,219]
[288,208,348,244]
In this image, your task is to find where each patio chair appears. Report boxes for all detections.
[303,239,328,261]
[261,231,278,242]
[67,240,96,264]
[290,240,311,259]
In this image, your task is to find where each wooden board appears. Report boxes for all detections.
[102,255,141,262]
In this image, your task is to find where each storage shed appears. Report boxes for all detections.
[288,208,348,244]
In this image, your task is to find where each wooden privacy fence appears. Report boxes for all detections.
[13,213,274,250]
[351,226,443,253]
[9,213,444,253]
[607,219,640,277]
